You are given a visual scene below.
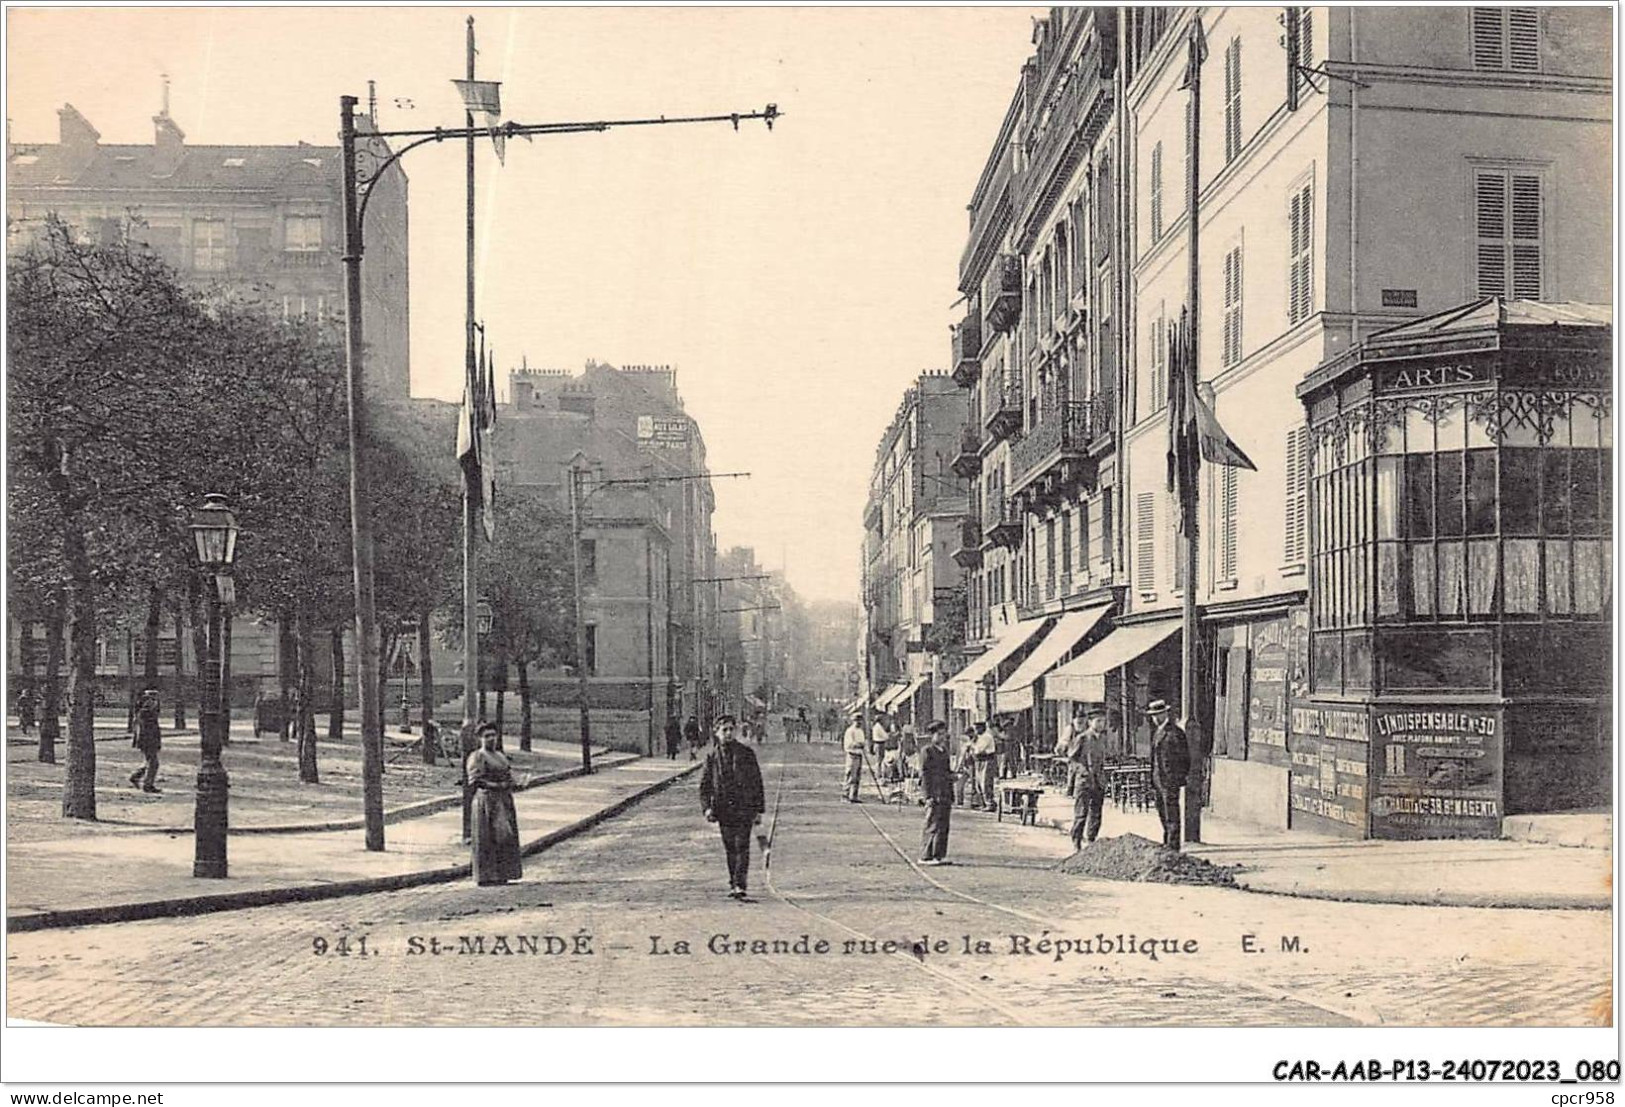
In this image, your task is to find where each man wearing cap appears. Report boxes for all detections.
[841,713,867,802]
[1068,705,1111,850]
[700,714,766,900]
[918,721,955,864]
[1147,699,1190,851]
[128,688,163,793]
[970,722,999,810]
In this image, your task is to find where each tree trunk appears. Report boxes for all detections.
[518,657,533,752]
[142,584,161,695]
[61,522,97,820]
[493,642,508,740]
[38,590,64,764]
[172,606,187,731]
[295,608,319,784]
[377,626,395,742]
[125,628,138,732]
[220,602,233,744]
[328,626,345,743]
[418,608,436,764]
[277,610,295,742]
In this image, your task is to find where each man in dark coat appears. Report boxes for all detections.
[683,715,702,761]
[128,688,163,792]
[918,721,955,865]
[664,716,682,759]
[1147,699,1190,851]
[1068,705,1110,850]
[699,714,766,900]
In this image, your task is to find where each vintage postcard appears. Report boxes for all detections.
[3,3,1617,1088]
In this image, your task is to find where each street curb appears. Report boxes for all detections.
[1030,804,1610,911]
[5,761,703,934]
[104,753,640,837]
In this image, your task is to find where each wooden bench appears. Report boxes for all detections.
[998,785,1044,826]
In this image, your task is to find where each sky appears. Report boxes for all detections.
[6,6,1043,603]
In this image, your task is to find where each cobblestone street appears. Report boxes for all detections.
[6,743,1612,1027]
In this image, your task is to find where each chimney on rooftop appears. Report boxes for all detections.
[152,75,185,177]
[57,104,100,175]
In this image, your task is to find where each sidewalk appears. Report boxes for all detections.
[988,776,1613,910]
[7,755,701,932]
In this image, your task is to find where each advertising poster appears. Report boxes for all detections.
[1245,617,1290,768]
[1369,705,1503,839]
[1287,701,1370,837]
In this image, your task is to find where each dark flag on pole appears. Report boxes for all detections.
[1166,307,1255,534]
[457,327,498,541]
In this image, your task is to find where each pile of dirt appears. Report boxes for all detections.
[1056,833,1237,887]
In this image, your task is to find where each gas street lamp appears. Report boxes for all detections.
[189,492,238,879]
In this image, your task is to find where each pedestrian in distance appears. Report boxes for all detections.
[1147,699,1190,852]
[1056,704,1085,795]
[970,722,999,810]
[699,714,766,900]
[665,715,683,760]
[1068,705,1110,851]
[953,728,974,806]
[466,722,524,886]
[841,713,867,802]
[918,721,955,865]
[683,714,702,761]
[127,688,163,792]
[16,686,37,734]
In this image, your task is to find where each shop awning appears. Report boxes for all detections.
[1044,617,1181,703]
[872,683,909,712]
[994,605,1112,713]
[888,674,930,713]
[944,616,1051,711]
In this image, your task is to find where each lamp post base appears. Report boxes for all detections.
[193,758,230,879]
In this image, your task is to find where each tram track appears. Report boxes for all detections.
[760,743,1369,1027]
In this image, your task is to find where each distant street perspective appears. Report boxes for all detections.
[5,5,1615,1040]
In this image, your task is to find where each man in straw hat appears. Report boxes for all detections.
[1146,699,1190,851]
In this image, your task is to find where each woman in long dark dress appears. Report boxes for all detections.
[466,725,523,885]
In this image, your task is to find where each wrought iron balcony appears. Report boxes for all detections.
[950,422,982,479]
[951,307,983,387]
[1010,398,1109,509]
[983,380,1023,443]
[952,519,983,569]
[984,253,1023,335]
[982,500,1024,550]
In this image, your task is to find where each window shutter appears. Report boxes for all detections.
[1288,183,1314,325]
[1471,8,1505,68]
[1223,247,1244,367]
[1284,425,1308,566]
[1474,171,1508,298]
[1078,500,1090,573]
[1510,174,1542,299]
[1135,491,1156,592]
[1224,38,1243,163]
[1221,464,1240,581]
[1508,9,1540,71]
[1298,8,1313,69]
[1150,141,1164,242]
[1171,492,1186,591]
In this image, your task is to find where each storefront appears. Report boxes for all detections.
[944,616,1052,726]
[1046,615,1181,756]
[993,604,1112,752]
[1295,299,1611,838]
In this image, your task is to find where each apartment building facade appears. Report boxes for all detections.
[497,361,721,752]
[946,5,1610,839]
[862,373,970,728]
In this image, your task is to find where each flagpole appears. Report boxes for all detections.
[460,14,480,839]
[1181,16,1204,845]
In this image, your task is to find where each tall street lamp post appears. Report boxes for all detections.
[338,49,777,842]
[190,492,238,879]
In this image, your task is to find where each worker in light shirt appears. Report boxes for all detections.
[842,714,868,803]
[970,722,999,811]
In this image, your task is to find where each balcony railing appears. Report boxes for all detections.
[983,379,1023,443]
[984,253,1023,335]
[950,422,983,479]
[1010,398,1114,508]
[982,500,1024,550]
[951,307,983,387]
[952,519,983,569]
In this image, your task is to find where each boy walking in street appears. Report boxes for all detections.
[699,714,766,900]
